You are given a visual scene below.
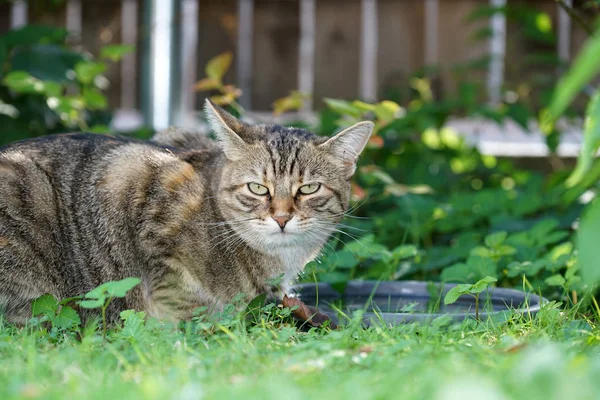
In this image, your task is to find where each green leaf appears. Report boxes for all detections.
[2,71,39,93]
[102,277,141,298]
[484,231,507,248]
[391,245,418,260]
[578,199,600,285]
[100,44,135,62]
[323,98,362,118]
[374,100,401,123]
[88,125,111,134]
[42,81,63,97]
[58,296,82,306]
[11,44,84,83]
[441,256,497,283]
[545,274,566,287]
[205,52,232,82]
[470,276,497,293]
[82,87,107,110]
[2,25,69,48]
[53,306,81,329]
[444,284,472,305]
[506,260,547,278]
[546,32,600,123]
[333,250,360,269]
[566,91,600,186]
[75,61,106,85]
[78,299,105,309]
[31,294,58,317]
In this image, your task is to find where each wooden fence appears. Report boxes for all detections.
[0,0,590,131]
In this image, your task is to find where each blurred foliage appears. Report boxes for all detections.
[302,87,585,303]
[0,24,133,145]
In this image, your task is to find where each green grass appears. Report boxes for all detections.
[2,301,600,400]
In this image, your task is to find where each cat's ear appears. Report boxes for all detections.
[204,99,248,160]
[319,121,374,174]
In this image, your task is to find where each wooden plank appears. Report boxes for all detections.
[359,0,378,101]
[487,0,506,106]
[424,0,438,66]
[10,0,28,29]
[236,0,254,110]
[178,0,199,125]
[66,0,82,36]
[557,0,572,63]
[121,0,138,110]
[298,0,315,111]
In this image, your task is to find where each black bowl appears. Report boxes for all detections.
[291,280,545,326]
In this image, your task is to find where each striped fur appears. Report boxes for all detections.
[0,100,373,324]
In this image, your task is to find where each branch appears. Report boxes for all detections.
[555,0,595,35]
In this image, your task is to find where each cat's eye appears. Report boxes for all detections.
[248,182,269,196]
[298,183,321,195]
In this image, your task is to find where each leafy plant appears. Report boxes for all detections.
[31,293,81,331]
[443,276,498,320]
[0,24,134,144]
[78,277,141,340]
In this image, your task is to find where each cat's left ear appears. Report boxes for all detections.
[319,121,374,174]
[204,99,248,161]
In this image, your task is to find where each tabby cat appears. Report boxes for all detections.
[0,100,373,324]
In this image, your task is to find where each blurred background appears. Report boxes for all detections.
[0,0,597,150]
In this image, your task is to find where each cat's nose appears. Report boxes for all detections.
[272,215,291,229]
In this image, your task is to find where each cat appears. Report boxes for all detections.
[0,99,373,325]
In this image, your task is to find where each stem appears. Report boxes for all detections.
[555,0,595,35]
[475,294,479,321]
[101,297,113,342]
[102,306,106,341]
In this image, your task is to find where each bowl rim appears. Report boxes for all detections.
[291,280,546,323]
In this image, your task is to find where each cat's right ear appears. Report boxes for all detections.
[204,99,248,161]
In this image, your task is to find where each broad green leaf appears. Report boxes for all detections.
[11,44,83,83]
[53,306,81,329]
[102,277,142,298]
[58,296,82,306]
[444,284,472,305]
[578,199,600,285]
[441,256,497,283]
[470,276,498,293]
[42,81,63,97]
[2,71,39,93]
[82,87,107,110]
[391,245,418,260]
[374,100,401,123]
[506,260,547,278]
[566,91,600,186]
[78,299,105,309]
[351,100,376,112]
[2,25,69,48]
[545,274,566,287]
[333,250,360,269]
[470,246,492,258]
[546,242,573,263]
[546,32,600,123]
[484,231,507,248]
[31,294,58,317]
[529,218,560,240]
[323,98,362,118]
[100,44,135,62]
[205,52,232,82]
[74,61,106,85]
